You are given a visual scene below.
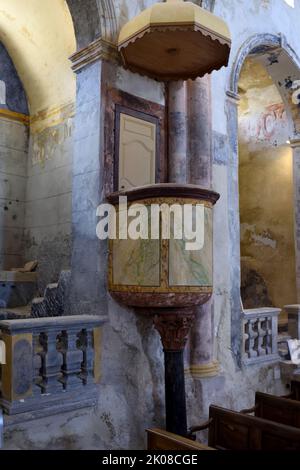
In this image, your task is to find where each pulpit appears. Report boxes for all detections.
[108,0,231,436]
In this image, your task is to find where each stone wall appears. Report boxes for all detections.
[24,115,74,292]
[0,42,29,270]
[0,118,28,270]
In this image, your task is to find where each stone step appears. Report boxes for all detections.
[31,271,70,318]
[0,305,31,320]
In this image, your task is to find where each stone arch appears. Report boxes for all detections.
[228,33,300,137]
[226,33,300,365]
[66,0,118,50]
[193,0,215,11]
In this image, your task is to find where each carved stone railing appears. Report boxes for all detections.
[243,308,280,365]
[0,315,105,418]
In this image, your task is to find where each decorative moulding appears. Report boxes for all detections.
[70,38,120,73]
[185,361,220,379]
[290,138,300,148]
[226,90,241,102]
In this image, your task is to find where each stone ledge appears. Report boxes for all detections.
[70,38,119,73]
[243,307,281,318]
[0,271,37,283]
[3,388,98,426]
[0,314,107,333]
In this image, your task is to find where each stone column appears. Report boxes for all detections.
[154,308,196,436]
[187,75,212,187]
[186,76,218,378]
[291,138,300,302]
[168,81,187,183]
[217,91,243,367]
[68,40,118,317]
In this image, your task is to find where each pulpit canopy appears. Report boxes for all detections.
[118,0,231,81]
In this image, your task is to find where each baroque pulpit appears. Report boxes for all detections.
[108,0,231,437]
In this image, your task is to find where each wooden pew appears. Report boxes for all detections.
[147,429,214,451]
[291,380,300,400]
[242,391,300,428]
[190,405,300,450]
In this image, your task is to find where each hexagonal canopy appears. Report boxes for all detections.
[118,0,231,81]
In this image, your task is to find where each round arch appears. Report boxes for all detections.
[228,33,300,137]
[66,0,118,50]
[226,33,300,365]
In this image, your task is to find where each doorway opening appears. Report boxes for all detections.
[238,57,297,322]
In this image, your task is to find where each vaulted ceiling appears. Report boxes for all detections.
[0,0,76,116]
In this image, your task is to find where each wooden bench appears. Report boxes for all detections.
[190,405,300,450]
[291,380,300,400]
[147,429,214,451]
[242,391,300,428]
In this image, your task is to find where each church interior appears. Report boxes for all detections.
[1,0,300,451]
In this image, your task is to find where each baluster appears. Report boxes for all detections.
[244,321,250,360]
[40,330,63,394]
[265,316,273,354]
[32,332,43,395]
[78,329,94,385]
[248,319,258,358]
[257,318,267,356]
[61,328,82,389]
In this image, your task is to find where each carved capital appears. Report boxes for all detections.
[226,90,241,103]
[154,310,196,352]
[290,137,300,148]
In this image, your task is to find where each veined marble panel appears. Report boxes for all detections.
[112,237,160,287]
[169,207,212,287]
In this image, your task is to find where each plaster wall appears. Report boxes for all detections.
[0,118,28,270]
[0,0,77,289]
[24,117,74,291]
[0,41,29,270]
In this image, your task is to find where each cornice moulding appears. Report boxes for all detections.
[70,38,119,73]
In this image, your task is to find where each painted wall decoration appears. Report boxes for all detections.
[256,103,286,142]
[239,60,289,148]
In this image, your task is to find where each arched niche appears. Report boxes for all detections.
[66,0,118,50]
[226,33,300,364]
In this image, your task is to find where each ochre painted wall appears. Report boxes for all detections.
[239,59,297,310]
[0,0,76,287]
[0,0,76,123]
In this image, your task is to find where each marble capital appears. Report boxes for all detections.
[290,138,300,149]
[154,310,196,352]
[226,90,241,104]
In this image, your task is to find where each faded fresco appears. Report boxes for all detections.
[239,58,297,311]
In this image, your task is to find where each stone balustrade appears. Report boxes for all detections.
[0,315,105,418]
[243,308,280,365]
